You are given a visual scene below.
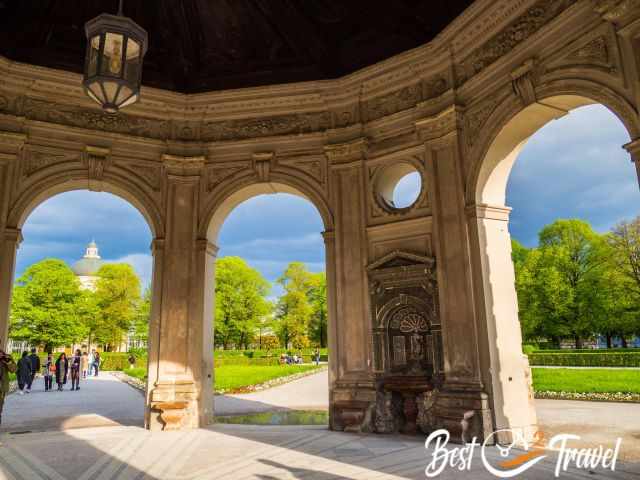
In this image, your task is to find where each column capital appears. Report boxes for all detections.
[3,227,23,245]
[195,238,219,257]
[151,238,165,253]
[162,154,205,177]
[324,138,368,168]
[415,105,464,147]
[321,230,336,244]
[465,203,512,221]
[624,138,640,160]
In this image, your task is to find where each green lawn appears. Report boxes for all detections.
[532,367,640,393]
[124,364,322,393]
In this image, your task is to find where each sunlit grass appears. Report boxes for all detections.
[124,364,322,394]
[532,368,640,393]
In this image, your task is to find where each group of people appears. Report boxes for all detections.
[15,348,101,393]
[279,349,321,365]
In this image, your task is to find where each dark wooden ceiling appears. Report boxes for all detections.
[0,0,474,93]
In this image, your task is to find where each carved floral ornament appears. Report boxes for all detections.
[593,0,640,22]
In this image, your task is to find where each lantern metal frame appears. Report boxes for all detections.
[83,2,148,114]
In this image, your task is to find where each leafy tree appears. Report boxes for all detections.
[514,220,606,348]
[92,263,142,351]
[274,262,314,348]
[131,286,151,344]
[214,257,271,349]
[308,272,328,347]
[603,217,640,346]
[10,259,86,352]
[260,334,281,351]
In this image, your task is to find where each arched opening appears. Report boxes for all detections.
[2,188,154,432]
[203,182,332,425]
[472,95,640,450]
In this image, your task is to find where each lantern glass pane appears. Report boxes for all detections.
[86,88,100,104]
[100,32,125,77]
[124,38,141,84]
[120,92,139,108]
[88,35,101,77]
[88,81,106,103]
[115,85,133,106]
[102,80,120,103]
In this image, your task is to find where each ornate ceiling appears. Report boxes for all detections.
[0,0,474,93]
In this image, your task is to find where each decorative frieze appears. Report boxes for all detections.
[455,0,577,84]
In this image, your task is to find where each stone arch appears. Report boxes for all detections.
[468,78,639,205]
[465,77,640,442]
[7,171,163,238]
[201,173,334,243]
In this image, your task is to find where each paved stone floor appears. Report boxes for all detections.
[0,424,639,480]
[0,372,144,432]
[0,371,639,478]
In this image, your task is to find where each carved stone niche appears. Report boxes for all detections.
[367,250,443,435]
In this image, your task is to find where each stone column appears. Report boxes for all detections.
[147,155,213,431]
[324,139,376,432]
[322,230,339,427]
[416,109,493,442]
[466,204,537,443]
[0,132,26,351]
[0,228,21,350]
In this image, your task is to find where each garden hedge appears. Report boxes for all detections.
[528,352,640,367]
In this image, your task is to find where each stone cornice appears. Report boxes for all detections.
[0,0,587,145]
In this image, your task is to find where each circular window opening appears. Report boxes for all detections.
[377,163,423,210]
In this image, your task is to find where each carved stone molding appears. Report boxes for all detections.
[455,0,577,85]
[324,138,368,166]
[83,146,111,182]
[0,131,27,152]
[624,137,640,161]
[593,0,640,23]
[252,152,275,182]
[162,154,205,177]
[22,145,80,179]
[510,59,538,106]
[205,163,248,192]
[415,106,464,145]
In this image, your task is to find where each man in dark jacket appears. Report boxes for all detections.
[27,348,40,392]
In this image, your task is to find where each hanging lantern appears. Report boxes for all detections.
[83,0,148,114]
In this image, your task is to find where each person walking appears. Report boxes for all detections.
[0,349,17,425]
[92,351,101,377]
[42,354,54,392]
[16,351,32,395]
[81,352,89,379]
[88,350,95,377]
[314,348,320,366]
[128,353,136,369]
[70,349,81,391]
[55,353,68,391]
[27,348,40,392]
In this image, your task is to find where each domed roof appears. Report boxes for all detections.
[72,257,103,276]
[72,240,103,277]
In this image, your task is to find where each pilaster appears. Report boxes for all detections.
[324,138,376,432]
[416,107,493,442]
[466,203,537,444]
[624,138,640,187]
[0,228,22,350]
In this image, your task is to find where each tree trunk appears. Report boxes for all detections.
[574,335,582,349]
[621,335,628,348]
[606,334,613,349]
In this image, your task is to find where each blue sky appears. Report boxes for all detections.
[14,104,640,290]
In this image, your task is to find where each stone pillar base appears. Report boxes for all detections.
[149,380,197,431]
[330,383,376,433]
[433,388,493,443]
